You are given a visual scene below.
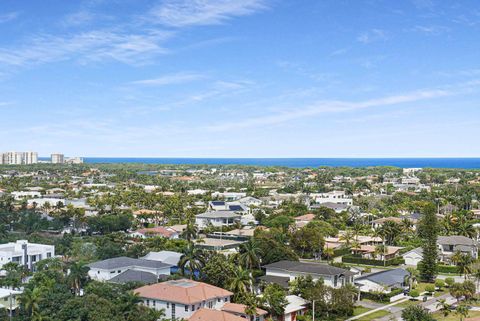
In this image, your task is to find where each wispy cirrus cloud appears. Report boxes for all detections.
[0,12,19,24]
[131,72,206,86]
[0,29,172,67]
[408,25,450,35]
[206,87,457,132]
[357,29,389,44]
[149,0,268,27]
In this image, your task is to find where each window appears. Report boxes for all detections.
[47,252,51,258]
[167,302,170,308]
[97,271,100,274]
[146,300,150,306]
[191,305,195,311]
[185,305,188,312]
[153,301,156,307]
[117,270,121,273]
[224,298,228,302]
[217,298,221,302]
[208,301,213,309]
[171,304,176,320]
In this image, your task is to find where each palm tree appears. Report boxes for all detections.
[178,244,205,279]
[406,267,419,291]
[182,220,198,242]
[239,239,262,270]
[228,266,252,298]
[67,261,89,295]
[436,299,452,318]
[457,254,474,279]
[19,287,44,319]
[456,304,470,321]
[339,230,354,247]
[323,247,334,262]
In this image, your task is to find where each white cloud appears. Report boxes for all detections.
[131,72,205,86]
[0,12,19,24]
[149,0,268,27]
[0,29,172,67]
[206,88,453,132]
[357,29,388,44]
[409,25,450,35]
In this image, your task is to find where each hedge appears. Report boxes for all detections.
[333,247,351,258]
[361,288,404,303]
[342,254,405,266]
[417,262,461,274]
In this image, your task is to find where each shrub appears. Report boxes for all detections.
[425,285,435,293]
[435,279,445,289]
[342,255,404,266]
[361,288,404,303]
[445,277,455,287]
[409,289,420,298]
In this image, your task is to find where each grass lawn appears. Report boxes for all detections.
[432,310,480,320]
[353,306,371,316]
[394,299,419,308]
[355,310,391,321]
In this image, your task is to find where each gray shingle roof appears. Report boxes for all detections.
[263,260,354,276]
[356,268,409,286]
[258,275,290,289]
[109,269,160,284]
[196,211,241,219]
[87,257,172,270]
[438,236,475,246]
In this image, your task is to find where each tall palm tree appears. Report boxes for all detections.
[323,247,335,262]
[239,239,262,270]
[436,299,452,318]
[406,267,419,291]
[228,266,252,298]
[182,221,198,243]
[19,287,44,320]
[178,244,205,279]
[339,230,354,247]
[68,261,89,295]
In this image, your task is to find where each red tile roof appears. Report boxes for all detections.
[188,309,246,321]
[135,279,233,305]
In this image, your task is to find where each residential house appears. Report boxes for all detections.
[0,240,54,271]
[135,279,233,321]
[87,257,172,282]
[262,260,355,289]
[353,245,403,261]
[188,309,246,321]
[130,226,179,239]
[0,288,22,312]
[294,214,315,228]
[437,236,478,264]
[282,295,308,321]
[312,191,353,206]
[195,211,241,229]
[221,303,268,321]
[402,248,423,266]
[355,268,410,293]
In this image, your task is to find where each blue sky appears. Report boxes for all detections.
[1,0,480,157]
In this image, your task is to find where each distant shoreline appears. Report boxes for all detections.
[36,157,480,169]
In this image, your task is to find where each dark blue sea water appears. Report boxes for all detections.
[80,158,480,169]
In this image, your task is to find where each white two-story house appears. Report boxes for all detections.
[0,240,54,271]
[87,257,172,282]
[261,260,355,289]
[135,279,233,321]
[195,211,241,229]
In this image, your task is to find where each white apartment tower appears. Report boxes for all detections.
[51,153,64,164]
[5,152,23,165]
[24,151,38,164]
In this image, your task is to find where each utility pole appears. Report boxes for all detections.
[312,300,315,321]
[9,292,12,321]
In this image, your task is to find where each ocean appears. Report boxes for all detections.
[79,158,480,169]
